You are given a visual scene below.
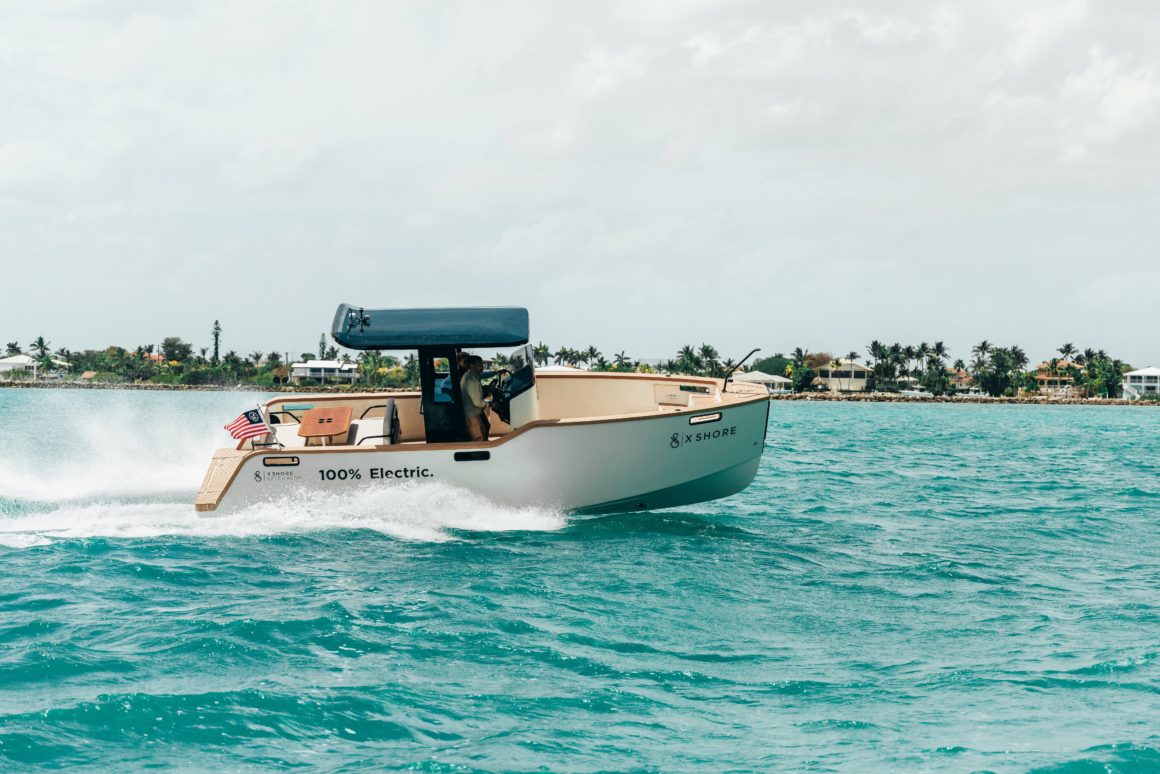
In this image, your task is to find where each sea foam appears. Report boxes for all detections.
[0,389,564,545]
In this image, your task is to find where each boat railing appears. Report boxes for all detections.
[268,409,304,425]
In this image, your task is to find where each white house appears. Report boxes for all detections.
[733,370,793,393]
[1122,367,1160,400]
[289,359,358,384]
[815,359,875,392]
[0,354,69,378]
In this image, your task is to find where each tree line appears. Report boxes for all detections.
[746,340,1131,398]
[1,326,1134,398]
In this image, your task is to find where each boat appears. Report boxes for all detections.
[196,305,770,515]
[899,385,934,398]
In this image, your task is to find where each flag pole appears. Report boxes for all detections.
[256,403,284,448]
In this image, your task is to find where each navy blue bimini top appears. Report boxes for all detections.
[331,304,529,350]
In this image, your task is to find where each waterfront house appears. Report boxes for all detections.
[0,354,69,379]
[733,370,793,393]
[1035,361,1076,397]
[948,368,973,392]
[815,359,875,392]
[289,359,358,385]
[1122,367,1160,400]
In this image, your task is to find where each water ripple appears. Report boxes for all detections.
[1,392,1158,770]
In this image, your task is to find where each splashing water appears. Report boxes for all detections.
[0,389,564,544]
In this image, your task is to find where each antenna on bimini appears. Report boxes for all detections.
[347,307,371,333]
[722,348,761,393]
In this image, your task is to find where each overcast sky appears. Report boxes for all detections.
[2,1,1157,366]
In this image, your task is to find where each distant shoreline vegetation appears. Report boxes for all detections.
[0,327,1145,401]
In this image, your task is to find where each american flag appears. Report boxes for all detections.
[225,408,271,441]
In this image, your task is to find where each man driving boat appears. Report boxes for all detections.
[460,355,492,441]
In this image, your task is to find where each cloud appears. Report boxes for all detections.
[574,48,647,96]
[219,134,325,190]
[0,1,1158,366]
[0,142,81,201]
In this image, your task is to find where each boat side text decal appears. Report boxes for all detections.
[253,465,435,483]
[669,426,738,449]
[316,466,434,481]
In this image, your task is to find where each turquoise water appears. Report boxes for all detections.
[1,388,1158,772]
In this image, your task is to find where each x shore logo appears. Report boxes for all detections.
[670,426,738,448]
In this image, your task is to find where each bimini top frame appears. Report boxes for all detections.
[331,304,529,350]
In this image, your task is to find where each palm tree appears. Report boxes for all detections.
[830,357,844,392]
[222,351,243,380]
[249,351,264,367]
[31,337,50,358]
[972,340,992,360]
[902,345,917,378]
[553,347,569,366]
[533,342,551,367]
[5,342,20,356]
[845,351,859,390]
[1008,345,1028,371]
[357,350,381,384]
[677,345,701,375]
[698,344,720,377]
[585,345,601,371]
[613,351,630,370]
[1058,342,1076,364]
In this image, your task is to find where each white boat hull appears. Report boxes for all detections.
[199,396,770,515]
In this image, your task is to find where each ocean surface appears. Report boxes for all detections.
[1,388,1158,772]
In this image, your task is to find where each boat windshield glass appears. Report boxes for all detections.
[504,344,535,399]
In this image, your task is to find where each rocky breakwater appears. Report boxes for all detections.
[0,379,408,394]
[768,392,1151,406]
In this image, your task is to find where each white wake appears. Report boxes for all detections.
[0,484,566,547]
[0,391,565,546]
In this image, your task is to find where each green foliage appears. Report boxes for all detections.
[161,337,193,363]
[787,349,816,393]
[248,371,278,387]
[970,346,1028,397]
[753,355,791,378]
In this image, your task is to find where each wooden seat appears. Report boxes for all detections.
[298,406,353,446]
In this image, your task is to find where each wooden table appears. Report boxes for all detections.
[298,406,353,446]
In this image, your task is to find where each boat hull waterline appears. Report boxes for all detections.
[199,396,770,515]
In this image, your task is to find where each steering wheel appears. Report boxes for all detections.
[491,369,512,397]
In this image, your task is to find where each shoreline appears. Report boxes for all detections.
[768,393,1153,406]
[0,380,400,394]
[2,379,1154,406]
